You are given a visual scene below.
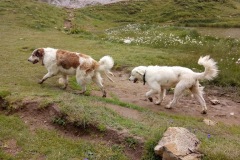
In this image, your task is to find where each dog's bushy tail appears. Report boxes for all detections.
[98,55,114,82]
[197,55,219,80]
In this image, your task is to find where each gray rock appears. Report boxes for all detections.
[154,127,202,160]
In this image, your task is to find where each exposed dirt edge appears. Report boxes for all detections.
[0,97,144,160]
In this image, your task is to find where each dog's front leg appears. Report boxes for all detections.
[147,82,161,104]
[155,88,166,105]
[146,89,157,103]
[39,72,54,84]
[39,66,59,84]
[58,75,68,89]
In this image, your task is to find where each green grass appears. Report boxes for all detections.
[75,0,240,29]
[1,0,240,159]
[0,114,128,160]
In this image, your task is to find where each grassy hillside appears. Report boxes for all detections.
[0,0,240,159]
[75,0,240,29]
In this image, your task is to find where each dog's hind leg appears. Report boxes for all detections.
[75,77,87,95]
[166,80,190,109]
[75,70,87,95]
[190,83,207,114]
[93,72,106,97]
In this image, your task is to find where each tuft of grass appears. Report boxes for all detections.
[0,91,11,98]
[52,117,66,126]
[124,137,138,149]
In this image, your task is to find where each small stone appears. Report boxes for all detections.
[210,99,220,105]
[203,119,217,126]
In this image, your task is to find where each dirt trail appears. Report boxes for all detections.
[93,71,240,125]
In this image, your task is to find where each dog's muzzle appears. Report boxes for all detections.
[28,59,39,64]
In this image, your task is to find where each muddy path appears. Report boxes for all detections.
[93,71,240,125]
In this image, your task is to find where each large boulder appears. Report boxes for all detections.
[154,127,202,160]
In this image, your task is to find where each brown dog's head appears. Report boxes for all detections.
[28,48,44,64]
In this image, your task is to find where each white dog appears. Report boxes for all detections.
[129,56,218,114]
[28,47,114,97]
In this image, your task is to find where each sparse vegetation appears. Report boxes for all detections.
[0,0,240,159]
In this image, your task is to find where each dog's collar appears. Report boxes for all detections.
[143,70,146,85]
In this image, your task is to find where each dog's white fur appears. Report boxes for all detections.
[28,47,114,97]
[129,55,218,114]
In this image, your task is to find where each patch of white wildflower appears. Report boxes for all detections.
[105,24,204,48]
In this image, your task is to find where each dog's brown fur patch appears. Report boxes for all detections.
[80,58,99,73]
[56,50,80,69]
[79,53,90,59]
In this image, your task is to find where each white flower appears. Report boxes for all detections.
[124,39,131,44]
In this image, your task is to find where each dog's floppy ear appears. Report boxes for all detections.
[137,70,145,76]
[34,48,44,58]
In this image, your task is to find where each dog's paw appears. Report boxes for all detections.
[148,97,153,102]
[165,104,172,109]
[155,101,162,105]
[38,80,43,84]
[61,86,67,90]
[102,91,106,98]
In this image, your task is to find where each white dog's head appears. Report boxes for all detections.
[236,58,240,64]
[28,48,44,64]
[129,66,147,83]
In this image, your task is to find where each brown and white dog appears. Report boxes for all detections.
[28,47,114,97]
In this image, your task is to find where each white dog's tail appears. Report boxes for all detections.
[98,55,114,82]
[197,55,219,80]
